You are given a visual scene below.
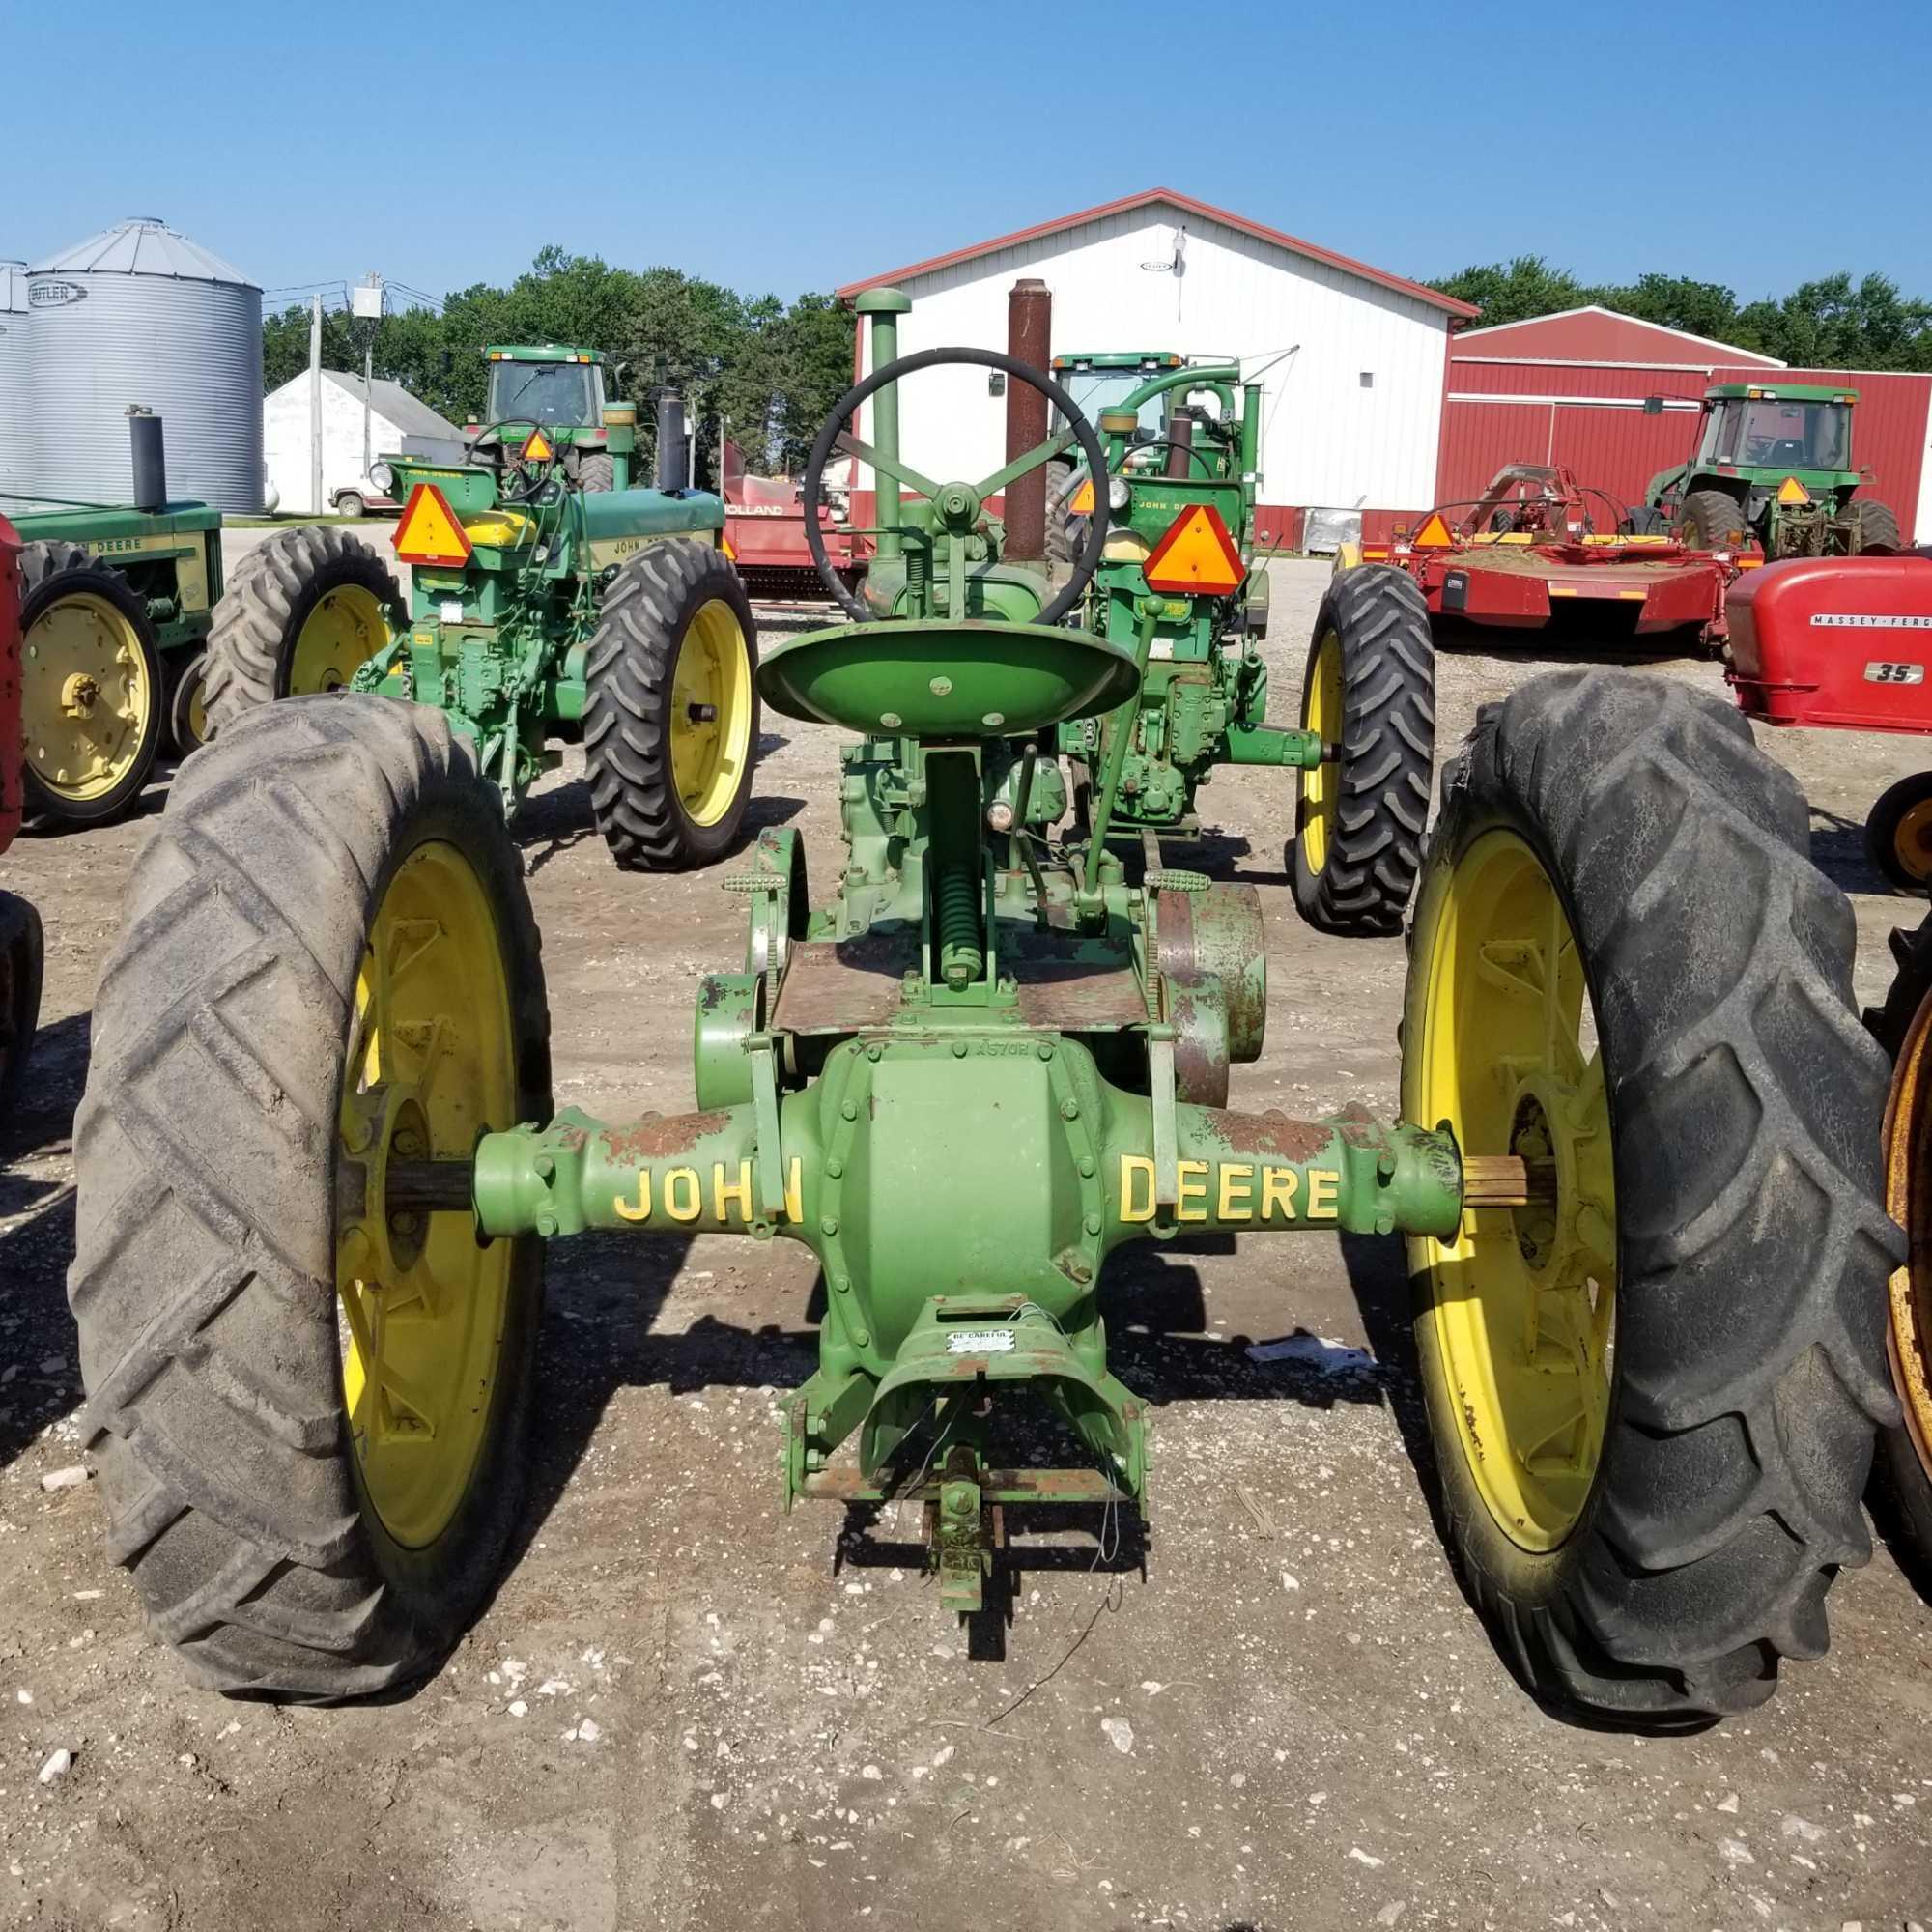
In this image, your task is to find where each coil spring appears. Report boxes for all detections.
[936,862,983,989]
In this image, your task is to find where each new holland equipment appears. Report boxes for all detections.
[1647,382,1901,559]
[201,404,759,868]
[68,290,1901,1729]
[0,514,43,1118]
[3,413,221,825]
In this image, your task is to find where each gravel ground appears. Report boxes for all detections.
[2,550,1929,1931]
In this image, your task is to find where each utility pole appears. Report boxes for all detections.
[308,294,324,516]
[351,275,385,486]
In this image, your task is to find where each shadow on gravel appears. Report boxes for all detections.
[1427,614,1703,666]
[1808,804,1898,899]
[516,780,808,875]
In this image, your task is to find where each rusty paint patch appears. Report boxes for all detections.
[600,1111,732,1164]
[1206,1107,1332,1163]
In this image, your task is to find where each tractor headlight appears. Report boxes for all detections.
[369,460,394,495]
[1107,476,1132,513]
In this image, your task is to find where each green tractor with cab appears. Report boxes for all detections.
[1646,381,1902,557]
[202,397,759,868]
[463,343,627,492]
[1,415,221,826]
[68,287,1903,1728]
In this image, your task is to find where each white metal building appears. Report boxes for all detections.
[836,188,1477,545]
[263,369,463,516]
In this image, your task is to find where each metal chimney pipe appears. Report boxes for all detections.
[656,390,686,492]
[1164,409,1195,481]
[1003,278,1052,563]
[128,408,167,512]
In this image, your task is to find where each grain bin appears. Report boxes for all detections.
[0,262,27,499]
[25,218,263,513]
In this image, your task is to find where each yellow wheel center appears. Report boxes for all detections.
[290,583,389,695]
[1882,985,1932,1492]
[1892,798,1932,882]
[22,592,153,800]
[1406,828,1618,1552]
[336,839,517,1550]
[1298,628,1342,876]
[670,599,753,827]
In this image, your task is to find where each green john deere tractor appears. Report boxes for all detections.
[201,399,759,868]
[1646,381,1902,558]
[454,343,625,493]
[2,416,222,825]
[1041,343,1434,936]
[70,290,1902,1727]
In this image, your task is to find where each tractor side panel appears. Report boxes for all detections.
[1728,554,1932,731]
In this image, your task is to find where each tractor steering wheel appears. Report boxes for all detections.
[801,347,1113,626]
[472,421,562,505]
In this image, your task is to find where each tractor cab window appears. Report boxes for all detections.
[487,360,598,428]
[1701,396,1851,470]
[1051,368,1171,443]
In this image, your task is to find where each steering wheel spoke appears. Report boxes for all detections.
[831,430,945,506]
[972,425,1079,501]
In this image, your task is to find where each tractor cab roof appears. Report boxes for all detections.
[1704,381,1859,405]
[1053,352,1184,371]
[485,344,608,365]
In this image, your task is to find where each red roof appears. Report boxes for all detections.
[1450,305,1781,369]
[835,187,1478,318]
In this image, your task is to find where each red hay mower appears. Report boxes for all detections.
[721,439,869,604]
[1727,549,1932,888]
[1351,463,1757,651]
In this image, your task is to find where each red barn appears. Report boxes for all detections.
[1435,305,1932,542]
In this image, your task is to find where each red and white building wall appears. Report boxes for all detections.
[836,189,1477,551]
[1435,306,1932,542]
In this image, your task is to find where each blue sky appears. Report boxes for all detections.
[9,0,1929,310]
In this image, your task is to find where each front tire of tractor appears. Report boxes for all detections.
[576,453,615,493]
[1404,670,1901,1725]
[202,526,404,736]
[1623,504,1667,536]
[1044,460,1078,569]
[583,541,760,870]
[69,695,552,1699]
[1292,563,1435,935]
[1844,497,1902,556]
[0,890,44,1124]
[1863,768,1932,891]
[18,544,166,828]
[1675,489,1750,551]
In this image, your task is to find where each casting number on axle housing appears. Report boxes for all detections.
[948,1330,1017,1354]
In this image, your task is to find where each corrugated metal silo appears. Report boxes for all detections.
[25,217,264,512]
[0,262,28,501]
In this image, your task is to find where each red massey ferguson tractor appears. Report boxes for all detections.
[1,513,45,1120]
[1728,550,1932,1573]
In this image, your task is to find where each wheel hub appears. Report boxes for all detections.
[60,672,101,718]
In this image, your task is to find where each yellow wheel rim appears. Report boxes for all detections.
[1405,828,1618,1552]
[336,839,517,1550]
[21,592,153,801]
[670,599,753,827]
[1882,991,1932,1492]
[1298,629,1342,876]
[185,668,209,749]
[290,583,388,696]
[1893,798,1932,883]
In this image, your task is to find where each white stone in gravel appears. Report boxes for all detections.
[860,1764,882,1780]
[507,1699,528,1718]
[1348,1848,1384,1869]
[710,1790,729,1809]
[1719,1839,1755,1866]
[15,1689,31,1705]
[1100,1717,1134,1755]
[1715,1792,1741,1813]
[1280,1572,1300,1592]
[1375,1908,1405,1928]
[40,1465,89,1492]
[1781,1815,1825,1843]
[576,1719,602,1744]
[37,1749,71,1785]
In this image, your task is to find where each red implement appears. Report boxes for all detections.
[1362,464,1752,648]
[722,440,869,602]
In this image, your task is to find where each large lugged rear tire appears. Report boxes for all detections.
[1292,563,1435,935]
[0,889,43,1124]
[202,526,404,736]
[69,695,552,1698]
[1843,497,1901,556]
[1674,488,1750,552]
[575,452,615,493]
[18,544,165,827]
[583,540,759,870]
[1404,670,1901,1724]
[1860,913,1932,1586]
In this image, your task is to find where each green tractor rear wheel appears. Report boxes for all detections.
[1843,497,1901,555]
[69,695,552,1697]
[1292,563,1435,935]
[202,526,404,736]
[1405,670,1899,1723]
[583,540,760,870]
[1674,489,1750,552]
[576,452,615,493]
[18,544,165,827]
